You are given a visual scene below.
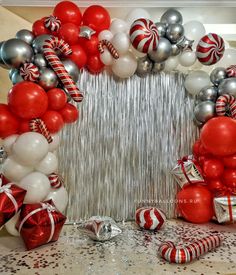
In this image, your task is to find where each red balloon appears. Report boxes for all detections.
[8,81,48,119]
[19,120,30,134]
[32,19,50,36]
[59,103,78,123]
[222,154,236,168]
[207,179,225,193]
[222,169,236,188]
[177,185,214,223]
[67,44,87,69]
[0,104,19,138]
[203,159,224,179]
[86,54,104,74]
[82,5,110,33]
[47,88,67,110]
[41,110,64,133]
[78,35,99,55]
[192,139,201,157]
[53,1,82,25]
[58,23,79,45]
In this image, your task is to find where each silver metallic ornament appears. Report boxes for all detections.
[61,59,79,83]
[198,86,218,102]
[38,67,58,90]
[79,26,96,40]
[32,34,52,54]
[152,62,165,73]
[155,22,167,37]
[176,36,194,51]
[0,41,9,69]
[218,78,236,97]
[136,56,153,77]
[210,67,227,86]
[15,29,35,45]
[171,44,181,56]
[166,23,184,44]
[148,38,172,63]
[33,53,48,68]
[160,9,183,25]
[9,68,17,79]
[10,69,24,84]
[1,38,33,69]
[194,101,215,123]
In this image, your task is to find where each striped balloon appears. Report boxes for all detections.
[226,65,236,77]
[129,18,159,54]
[48,173,64,188]
[135,207,166,230]
[196,33,225,65]
[216,94,236,119]
[44,15,61,32]
[20,63,40,82]
[159,235,222,264]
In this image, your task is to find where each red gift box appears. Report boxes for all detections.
[17,200,66,250]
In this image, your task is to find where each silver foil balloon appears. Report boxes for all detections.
[33,53,48,68]
[171,44,181,56]
[61,59,79,83]
[218,78,236,97]
[10,69,24,84]
[1,38,33,69]
[9,68,17,79]
[193,117,204,128]
[32,34,52,54]
[136,56,153,77]
[15,29,35,45]
[198,86,218,102]
[0,41,9,69]
[160,9,183,25]
[210,67,227,86]
[166,23,184,44]
[194,101,215,123]
[152,62,165,73]
[176,36,194,51]
[148,38,172,63]
[155,22,167,37]
[79,26,96,40]
[38,67,58,90]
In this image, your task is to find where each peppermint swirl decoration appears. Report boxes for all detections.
[44,15,61,32]
[20,63,40,82]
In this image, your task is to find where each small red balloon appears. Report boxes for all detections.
[86,54,104,74]
[192,139,201,157]
[19,120,30,134]
[203,159,224,179]
[32,19,50,36]
[222,169,236,188]
[67,44,87,68]
[47,88,67,111]
[41,110,64,134]
[222,154,236,168]
[79,35,99,55]
[0,104,19,139]
[53,1,82,25]
[59,103,78,123]
[207,179,225,194]
[58,23,79,45]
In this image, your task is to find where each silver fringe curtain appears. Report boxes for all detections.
[58,71,199,222]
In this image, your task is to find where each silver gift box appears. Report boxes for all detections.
[214,196,236,223]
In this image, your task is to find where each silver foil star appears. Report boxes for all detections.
[176,36,194,51]
[79,26,96,40]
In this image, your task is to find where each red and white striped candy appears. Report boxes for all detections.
[129,18,159,54]
[48,173,64,188]
[226,65,236,77]
[20,63,40,82]
[196,33,225,65]
[216,94,236,119]
[135,207,166,230]
[159,235,222,264]
[98,40,119,59]
[29,118,53,143]
[44,15,61,32]
[42,36,83,103]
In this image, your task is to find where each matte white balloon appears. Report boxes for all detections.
[112,33,130,55]
[18,172,50,203]
[112,52,137,78]
[3,134,18,154]
[100,49,113,66]
[130,45,147,58]
[217,49,236,68]
[184,70,211,95]
[5,212,20,236]
[110,19,128,34]
[12,132,49,166]
[125,8,151,26]
[48,134,60,152]
[179,51,197,67]
[35,152,58,175]
[183,21,206,42]
[98,30,113,41]
[2,156,33,182]
[45,186,68,213]
[164,56,179,72]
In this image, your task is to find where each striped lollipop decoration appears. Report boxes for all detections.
[44,15,61,32]
[226,65,236,77]
[216,94,236,119]
[48,173,64,189]
[98,40,119,59]
[196,33,225,65]
[159,235,222,264]
[130,18,159,54]
[20,63,40,82]
[29,118,53,143]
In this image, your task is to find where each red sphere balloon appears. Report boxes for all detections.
[79,35,99,55]
[86,54,104,74]
[203,159,224,179]
[82,5,110,33]
[223,154,236,168]
[68,44,87,69]
[19,120,30,134]
[177,185,214,223]
[32,19,50,36]
[207,179,225,193]
[192,139,201,157]
[41,110,64,133]
[53,1,82,25]
[200,117,236,156]
[222,169,236,188]
[8,81,48,119]
[47,88,67,110]
[0,104,19,138]
[58,23,79,45]
[60,103,78,123]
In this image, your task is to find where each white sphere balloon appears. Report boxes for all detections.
[217,49,236,68]
[184,70,211,95]
[130,45,147,58]
[164,56,179,72]
[45,186,68,213]
[112,52,137,78]
[190,59,203,70]
[2,156,33,182]
[184,21,206,42]
[100,49,113,66]
[98,30,113,41]
[12,132,49,166]
[18,172,50,203]
[5,212,20,236]
[35,152,58,175]
[110,19,128,34]
[179,51,197,67]
[3,134,18,154]
[125,8,151,26]
[112,32,130,55]
[48,134,60,152]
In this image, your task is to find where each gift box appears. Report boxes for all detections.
[214,196,236,223]
[17,200,66,250]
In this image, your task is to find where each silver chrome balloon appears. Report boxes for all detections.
[198,86,218,102]
[61,59,79,83]
[155,22,167,37]
[218,78,236,97]
[0,41,9,69]
[171,44,181,56]
[0,147,7,165]
[148,38,172,63]
[9,68,18,79]
[1,38,33,69]
[33,53,48,68]
[10,69,24,84]
[136,56,153,77]
[160,9,183,25]
[193,117,204,127]
[38,67,58,90]
[32,34,52,54]
[16,29,35,45]
[166,23,184,44]
[210,67,227,86]
[152,62,165,73]
[176,36,194,51]
[194,101,215,123]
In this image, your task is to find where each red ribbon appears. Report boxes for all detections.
[227,195,234,223]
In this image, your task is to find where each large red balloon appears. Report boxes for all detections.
[207,179,225,194]
[59,103,78,123]
[8,81,48,119]
[58,23,79,45]
[222,169,236,188]
[0,104,20,138]
[47,88,67,110]
[41,110,64,133]
[86,54,104,74]
[82,5,110,33]
[19,120,30,134]
[200,117,236,156]
[177,185,214,223]
[223,154,236,168]
[78,35,99,55]
[68,44,87,69]
[203,158,224,179]
[53,1,82,25]
[32,19,50,36]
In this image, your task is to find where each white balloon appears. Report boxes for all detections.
[12,132,49,166]
[217,48,236,68]
[2,156,33,182]
[110,19,128,34]
[130,45,147,58]
[100,49,113,66]
[111,32,130,55]
[5,212,20,236]
[164,56,179,72]
[177,65,190,73]
[35,152,58,175]
[48,134,60,152]
[179,51,197,67]
[125,8,151,27]
[190,59,203,70]
[184,21,206,42]
[3,134,18,154]
[18,172,50,203]
[184,70,211,95]
[98,30,113,41]
[112,52,137,78]
[45,186,68,213]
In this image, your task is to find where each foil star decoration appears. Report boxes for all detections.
[176,36,194,51]
[79,26,96,40]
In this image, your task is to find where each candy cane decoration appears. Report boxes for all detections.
[216,94,236,119]
[159,235,222,264]
[98,40,119,59]
[20,63,40,82]
[48,173,64,189]
[42,36,83,103]
[44,15,61,32]
[226,65,236,77]
[29,118,53,143]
